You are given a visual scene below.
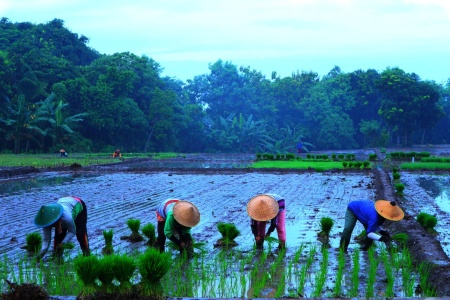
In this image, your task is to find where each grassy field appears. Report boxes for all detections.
[251,160,349,171]
[400,162,450,170]
[0,153,178,168]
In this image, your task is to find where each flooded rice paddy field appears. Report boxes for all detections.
[1,150,450,298]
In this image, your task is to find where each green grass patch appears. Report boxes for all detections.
[251,160,344,171]
[0,152,179,168]
[400,162,450,170]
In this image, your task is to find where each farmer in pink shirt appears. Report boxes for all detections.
[247,194,286,250]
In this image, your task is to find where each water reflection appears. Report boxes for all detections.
[0,173,91,196]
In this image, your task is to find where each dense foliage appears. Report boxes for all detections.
[1,18,449,154]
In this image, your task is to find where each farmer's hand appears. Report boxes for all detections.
[379,230,390,238]
[379,235,391,243]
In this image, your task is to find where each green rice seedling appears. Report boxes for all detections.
[401,247,414,297]
[23,232,42,256]
[141,223,156,246]
[138,248,172,298]
[318,217,334,238]
[394,183,405,195]
[416,212,438,233]
[97,255,116,293]
[354,229,366,242]
[216,222,240,247]
[424,215,438,232]
[73,255,100,297]
[365,246,378,298]
[393,172,401,181]
[418,262,437,297]
[332,248,346,297]
[391,233,409,247]
[312,247,328,297]
[350,249,360,297]
[416,211,428,226]
[298,245,316,296]
[380,249,394,298]
[102,229,114,255]
[125,218,144,242]
[111,254,136,292]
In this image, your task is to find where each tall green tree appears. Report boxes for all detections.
[378,68,444,146]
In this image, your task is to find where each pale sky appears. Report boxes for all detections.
[2,0,450,83]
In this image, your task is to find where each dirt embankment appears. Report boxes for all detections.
[371,151,450,297]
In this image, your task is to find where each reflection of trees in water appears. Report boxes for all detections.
[417,177,447,199]
[0,175,76,196]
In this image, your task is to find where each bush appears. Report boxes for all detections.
[394,183,405,194]
[368,153,377,161]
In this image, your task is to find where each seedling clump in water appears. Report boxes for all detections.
[102,229,114,255]
[121,218,144,242]
[21,232,42,256]
[215,222,241,248]
[141,223,156,246]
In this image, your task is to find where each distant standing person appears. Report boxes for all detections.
[247,194,286,250]
[34,196,90,259]
[112,149,121,157]
[296,140,303,153]
[339,199,404,253]
[155,199,200,255]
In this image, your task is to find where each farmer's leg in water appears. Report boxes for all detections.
[256,221,266,249]
[339,208,358,253]
[155,218,166,252]
[275,209,286,250]
[74,200,90,256]
[53,221,67,259]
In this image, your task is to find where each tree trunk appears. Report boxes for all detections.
[421,129,426,145]
[144,127,154,153]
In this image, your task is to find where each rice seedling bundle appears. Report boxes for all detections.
[73,255,100,296]
[25,232,42,255]
[126,218,144,242]
[111,254,136,291]
[102,229,114,255]
[216,222,240,247]
[138,248,171,297]
[318,217,334,238]
[141,223,156,246]
[97,255,116,293]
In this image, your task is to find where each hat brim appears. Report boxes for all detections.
[247,194,279,221]
[173,201,200,227]
[34,204,63,228]
[375,200,404,221]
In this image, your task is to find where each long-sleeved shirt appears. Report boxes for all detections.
[250,194,285,235]
[164,211,191,239]
[41,196,83,256]
[348,200,385,240]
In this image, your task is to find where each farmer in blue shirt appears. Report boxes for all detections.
[339,200,404,253]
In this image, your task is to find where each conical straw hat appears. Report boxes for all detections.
[173,201,200,227]
[375,200,404,221]
[34,204,63,228]
[246,194,279,221]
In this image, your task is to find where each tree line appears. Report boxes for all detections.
[1,18,449,154]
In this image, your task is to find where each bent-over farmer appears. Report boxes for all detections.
[34,196,90,259]
[155,199,200,255]
[247,194,286,250]
[339,199,404,253]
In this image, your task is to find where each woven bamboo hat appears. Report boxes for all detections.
[173,201,200,227]
[246,194,279,221]
[34,204,63,228]
[375,200,404,221]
